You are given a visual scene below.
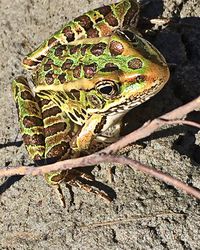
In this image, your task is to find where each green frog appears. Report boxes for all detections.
[12,0,169,205]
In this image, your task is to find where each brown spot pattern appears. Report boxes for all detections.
[58,73,66,84]
[46,142,70,158]
[62,26,75,42]
[70,45,81,55]
[48,37,58,46]
[73,65,81,78]
[21,90,35,102]
[70,89,80,100]
[109,40,124,56]
[86,28,99,38]
[23,134,45,146]
[54,45,66,57]
[83,63,97,78]
[74,15,93,30]
[40,99,51,106]
[62,59,73,70]
[42,106,61,119]
[105,12,118,27]
[45,122,67,137]
[23,116,43,128]
[81,44,90,56]
[101,63,119,72]
[128,58,143,69]
[45,71,54,85]
[43,63,52,71]
[91,42,106,56]
[97,6,111,16]
[23,57,38,67]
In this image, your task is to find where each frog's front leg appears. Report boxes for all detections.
[12,77,45,161]
[71,114,104,152]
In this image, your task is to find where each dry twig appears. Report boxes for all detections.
[1,96,200,199]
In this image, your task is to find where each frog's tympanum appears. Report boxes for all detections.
[12,0,169,204]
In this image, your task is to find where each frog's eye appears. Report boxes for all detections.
[96,80,119,98]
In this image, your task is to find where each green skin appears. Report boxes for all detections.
[12,0,169,203]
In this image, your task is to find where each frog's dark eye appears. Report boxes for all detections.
[96,80,119,98]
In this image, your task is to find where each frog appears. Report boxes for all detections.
[12,0,170,205]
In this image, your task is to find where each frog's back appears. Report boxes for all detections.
[23,0,139,70]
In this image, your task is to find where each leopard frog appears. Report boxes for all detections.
[12,0,169,204]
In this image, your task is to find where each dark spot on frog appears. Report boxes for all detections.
[62,26,75,42]
[74,15,93,30]
[68,112,78,122]
[43,63,52,71]
[81,44,90,56]
[48,37,58,46]
[40,99,51,107]
[70,89,80,100]
[23,116,43,128]
[109,41,124,56]
[42,106,61,119]
[91,42,106,56]
[58,73,66,84]
[81,108,87,116]
[45,71,54,85]
[73,65,81,78]
[83,63,97,78]
[74,110,85,121]
[105,12,118,27]
[45,122,67,137]
[23,134,45,146]
[86,28,99,38]
[128,58,143,69]
[70,45,81,55]
[54,45,66,57]
[21,90,35,102]
[37,55,46,62]
[100,63,119,72]
[94,116,106,134]
[97,6,111,16]
[62,59,73,70]
[46,142,70,159]
[96,17,103,22]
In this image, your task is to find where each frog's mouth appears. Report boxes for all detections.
[105,78,165,116]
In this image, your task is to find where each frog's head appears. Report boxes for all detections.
[36,29,169,126]
[67,30,170,117]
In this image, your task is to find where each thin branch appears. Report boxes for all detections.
[80,211,185,228]
[1,96,200,199]
[102,96,200,154]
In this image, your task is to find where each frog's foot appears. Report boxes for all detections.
[65,169,112,203]
[53,184,66,208]
[45,170,68,207]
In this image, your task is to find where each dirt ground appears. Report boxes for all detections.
[0,0,200,249]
